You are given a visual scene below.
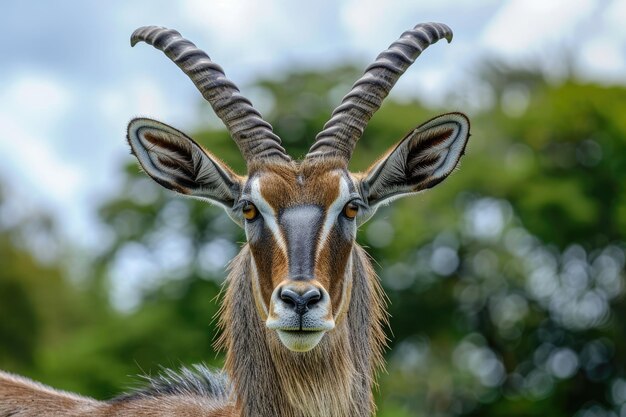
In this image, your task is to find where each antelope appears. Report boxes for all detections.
[0,22,470,417]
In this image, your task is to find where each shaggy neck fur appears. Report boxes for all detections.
[217,244,387,417]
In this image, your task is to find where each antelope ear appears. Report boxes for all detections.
[361,113,470,208]
[127,118,242,209]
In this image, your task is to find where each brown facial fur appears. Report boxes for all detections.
[317,225,354,317]
[252,159,344,209]
[245,158,355,319]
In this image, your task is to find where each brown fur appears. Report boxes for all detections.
[0,370,234,416]
[255,160,343,209]
[250,227,288,311]
[0,371,102,416]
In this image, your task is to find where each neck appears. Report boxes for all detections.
[217,245,387,417]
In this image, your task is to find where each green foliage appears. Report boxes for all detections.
[1,64,625,416]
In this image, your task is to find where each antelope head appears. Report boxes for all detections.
[127,24,470,353]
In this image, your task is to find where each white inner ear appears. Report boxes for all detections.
[128,119,178,186]
[363,113,470,207]
[423,116,469,179]
[127,118,239,208]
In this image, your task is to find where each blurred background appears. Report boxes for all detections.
[1,1,626,416]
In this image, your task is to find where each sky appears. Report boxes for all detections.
[1,0,625,252]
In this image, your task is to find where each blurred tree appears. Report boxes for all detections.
[0,189,106,390]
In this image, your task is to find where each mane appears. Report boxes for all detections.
[111,364,232,404]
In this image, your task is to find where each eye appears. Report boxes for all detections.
[343,201,359,220]
[242,201,259,221]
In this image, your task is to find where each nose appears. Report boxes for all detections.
[279,285,322,315]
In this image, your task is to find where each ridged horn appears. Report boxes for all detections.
[131,26,290,163]
[307,22,453,162]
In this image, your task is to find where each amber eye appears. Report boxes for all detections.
[343,201,359,220]
[242,202,259,221]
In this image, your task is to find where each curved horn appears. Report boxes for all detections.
[307,22,453,162]
[131,26,290,163]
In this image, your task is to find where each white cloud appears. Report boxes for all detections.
[2,73,72,130]
[605,0,626,36]
[578,0,626,83]
[0,73,119,249]
[479,0,626,85]
[481,0,597,56]
[179,0,340,74]
[130,77,169,119]
[580,36,626,82]
[0,74,81,204]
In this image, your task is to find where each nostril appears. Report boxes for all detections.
[278,287,322,315]
[279,289,299,309]
[301,289,321,308]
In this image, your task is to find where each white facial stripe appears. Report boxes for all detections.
[316,174,352,257]
[249,259,269,320]
[333,252,353,320]
[250,177,287,255]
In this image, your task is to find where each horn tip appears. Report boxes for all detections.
[130,25,163,47]
[130,26,150,47]
[421,22,454,43]
[441,23,454,43]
